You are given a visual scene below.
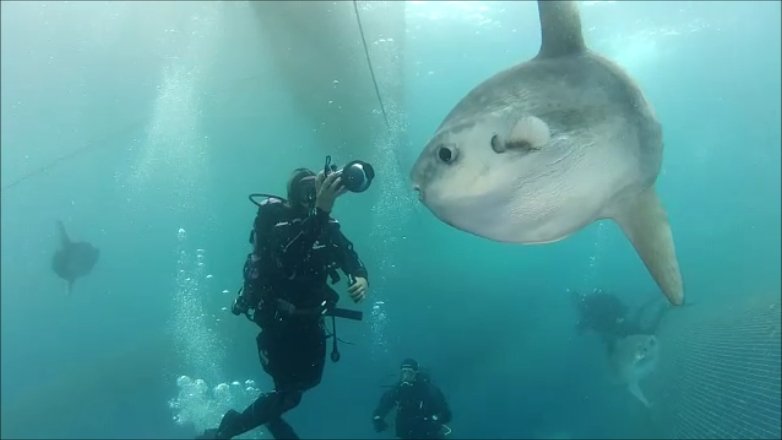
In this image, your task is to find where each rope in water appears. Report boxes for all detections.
[3,4,391,192]
[352,0,390,129]
[1,120,146,192]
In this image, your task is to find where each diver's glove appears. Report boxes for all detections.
[231,293,249,316]
[372,416,388,432]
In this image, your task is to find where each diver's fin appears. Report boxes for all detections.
[535,0,586,59]
[628,380,651,408]
[609,186,684,306]
[195,429,220,440]
[57,220,71,246]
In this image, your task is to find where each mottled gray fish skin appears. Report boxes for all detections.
[410,0,683,306]
[52,220,99,294]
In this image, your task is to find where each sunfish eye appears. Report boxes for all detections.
[437,144,456,163]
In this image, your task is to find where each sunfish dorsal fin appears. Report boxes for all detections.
[535,0,586,59]
[57,220,71,247]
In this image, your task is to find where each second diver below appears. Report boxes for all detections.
[372,358,453,439]
[199,167,370,439]
[572,288,670,354]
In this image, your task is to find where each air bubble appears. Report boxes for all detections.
[177,375,192,387]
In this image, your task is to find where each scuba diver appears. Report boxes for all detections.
[372,358,453,439]
[572,288,671,354]
[198,159,374,440]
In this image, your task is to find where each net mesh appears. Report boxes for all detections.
[652,293,781,439]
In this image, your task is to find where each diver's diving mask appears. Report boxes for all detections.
[400,367,417,386]
[291,174,317,208]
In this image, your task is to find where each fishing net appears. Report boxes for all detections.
[653,292,781,439]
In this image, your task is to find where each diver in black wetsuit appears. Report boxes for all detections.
[198,167,369,440]
[572,289,670,354]
[372,359,453,439]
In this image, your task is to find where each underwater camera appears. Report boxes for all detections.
[324,155,375,193]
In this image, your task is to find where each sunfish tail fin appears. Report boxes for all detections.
[57,220,71,246]
[609,187,684,306]
[535,0,586,59]
[628,380,651,408]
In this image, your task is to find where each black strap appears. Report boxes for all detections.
[330,315,341,362]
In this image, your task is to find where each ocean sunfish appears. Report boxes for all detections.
[51,220,99,294]
[609,334,659,408]
[409,0,684,306]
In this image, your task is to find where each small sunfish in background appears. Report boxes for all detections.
[609,334,660,408]
[51,220,99,295]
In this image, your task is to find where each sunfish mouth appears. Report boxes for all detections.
[413,184,516,239]
[411,184,456,228]
[412,184,424,202]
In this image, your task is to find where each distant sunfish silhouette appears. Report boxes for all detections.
[51,220,99,294]
[609,334,659,408]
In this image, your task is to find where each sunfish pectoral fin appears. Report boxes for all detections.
[507,116,550,151]
[628,380,651,408]
[535,0,586,59]
[609,186,684,306]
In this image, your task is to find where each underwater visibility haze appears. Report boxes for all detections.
[1,1,780,439]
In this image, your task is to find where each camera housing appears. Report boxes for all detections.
[324,155,375,193]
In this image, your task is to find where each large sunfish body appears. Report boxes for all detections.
[409,1,684,305]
